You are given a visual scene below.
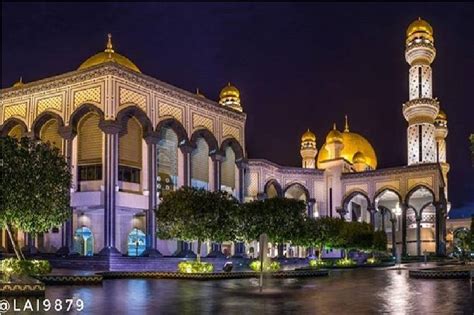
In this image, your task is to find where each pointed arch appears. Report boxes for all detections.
[69,104,105,134]
[342,190,372,210]
[156,118,189,145]
[190,128,219,155]
[116,105,153,138]
[220,137,244,162]
[373,187,402,205]
[405,184,435,205]
[0,117,28,137]
[264,179,283,198]
[32,111,65,139]
[283,182,309,201]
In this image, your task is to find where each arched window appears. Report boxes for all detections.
[8,124,25,140]
[221,146,235,194]
[77,112,102,181]
[157,127,178,193]
[119,117,142,184]
[191,137,209,189]
[40,119,63,150]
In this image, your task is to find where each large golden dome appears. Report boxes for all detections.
[318,120,377,169]
[406,17,434,43]
[301,129,316,142]
[219,82,240,99]
[78,34,141,73]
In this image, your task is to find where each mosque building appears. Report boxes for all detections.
[0,19,449,258]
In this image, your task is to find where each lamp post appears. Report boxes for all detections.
[393,203,402,266]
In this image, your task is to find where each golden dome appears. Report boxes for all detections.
[13,77,24,88]
[352,151,367,164]
[219,82,240,99]
[326,123,343,144]
[301,129,316,143]
[318,127,377,169]
[436,109,447,120]
[406,17,434,43]
[78,34,141,73]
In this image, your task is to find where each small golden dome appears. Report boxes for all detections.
[436,109,447,120]
[78,34,141,73]
[196,88,206,98]
[219,82,240,99]
[406,17,434,43]
[352,151,366,164]
[13,77,24,88]
[326,123,343,144]
[301,129,316,143]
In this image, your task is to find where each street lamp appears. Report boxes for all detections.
[393,202,402,266]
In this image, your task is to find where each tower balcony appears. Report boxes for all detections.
[405,42,436,65]
[403,98,439,124]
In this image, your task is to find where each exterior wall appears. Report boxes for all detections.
[0,63,246,256]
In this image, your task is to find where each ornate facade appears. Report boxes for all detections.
[0,20,449,258]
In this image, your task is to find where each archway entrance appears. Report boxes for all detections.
[128,228,146,256]
[73,227,94,256]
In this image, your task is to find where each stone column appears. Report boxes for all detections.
[401,203,408,257]
[143,134,162,257]
[307,198,315,217]
[381,210,385,232]
[210,152,223,192]
[57,126,76,256]
[368,206,376,227]
[179,142,193,187]
[175,142,194,256]
[98,120,121,256]
[236,159,247,203]
[337,207,347,220]
[257,192,267,201]
[434,200,447,256]
[390,218,397,257]
[416,216,422,256]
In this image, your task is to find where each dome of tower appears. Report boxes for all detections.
[325,124,343,144]
[352,151,367,164]
[436,109,447,120]
[12,77,24,88]
[406,17,434,44]
[301,129,316,143]
[219,83,240,99]
[78,34,141,73]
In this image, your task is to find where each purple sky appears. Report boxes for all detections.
[2,3,473,215]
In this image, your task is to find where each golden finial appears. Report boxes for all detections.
[105,33,114,54]
[333,123,337,130]
[196,88,205,97]
[344,115,350,132]
[13,76,24,88]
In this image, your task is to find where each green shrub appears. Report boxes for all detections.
[177,261,214,273]
[1,258,52,280]
[249,260,280,272]
[335,258,356,268]
[366,257,380,265]
[308,259,332,269]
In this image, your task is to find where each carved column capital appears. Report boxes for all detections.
[144,132,160,145]
[58,125,77,140]
[99,120,122,134]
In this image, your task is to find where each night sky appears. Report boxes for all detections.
[2,3,473,215]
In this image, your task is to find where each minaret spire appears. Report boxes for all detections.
[105,33,114,54]
[344,115,349,132]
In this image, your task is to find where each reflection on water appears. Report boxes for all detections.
[4,269,473,314]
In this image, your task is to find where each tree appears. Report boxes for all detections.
[0,136,72,259]
[338,221,374,259]
[373,230,388,252]
[156,187,239,262]
[237,197,307,255]
[295,217,344,259]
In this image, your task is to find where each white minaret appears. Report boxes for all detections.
[403,18,440,165]
[300,129,317,168]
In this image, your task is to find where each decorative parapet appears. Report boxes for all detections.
[0,63,246,123]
